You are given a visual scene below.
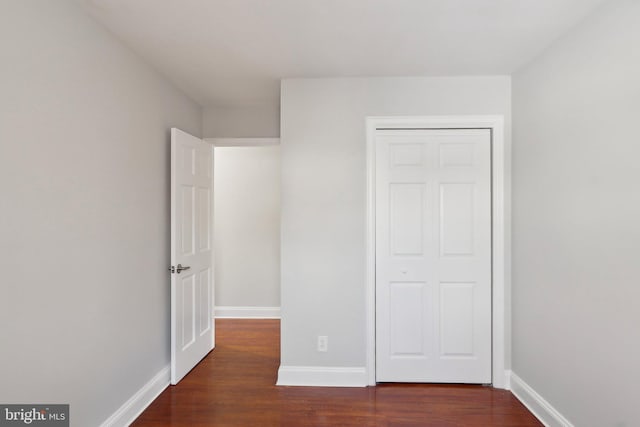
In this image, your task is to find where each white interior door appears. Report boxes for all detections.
[170,128,214,385]
[375,129,491,383]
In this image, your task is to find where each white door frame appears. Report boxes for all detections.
[365,115,509,389]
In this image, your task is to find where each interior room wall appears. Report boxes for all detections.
[204,104,282,315]
[279,76,511,373]
[512,1,640,425]
[0,1,202,426]
[213,145,281,311]
[203,104,280,138]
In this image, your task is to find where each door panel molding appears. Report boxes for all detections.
[365,116,508,388]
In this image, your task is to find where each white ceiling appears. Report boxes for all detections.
[78,0,605,108]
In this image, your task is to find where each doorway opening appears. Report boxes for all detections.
[209,138,282,320]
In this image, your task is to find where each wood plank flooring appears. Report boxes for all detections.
[132,319,541,426]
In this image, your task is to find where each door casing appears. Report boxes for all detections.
[365,115,509,389]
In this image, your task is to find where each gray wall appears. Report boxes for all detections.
[280,76,511,368]
[204,105,281,311]
[203,104,280,138]
[512,1,640,426]
[214,146,281,308]
[0,2,201,426]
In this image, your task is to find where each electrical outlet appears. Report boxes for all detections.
[317,335,328,352]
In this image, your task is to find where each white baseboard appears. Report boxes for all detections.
[100,366,170,427]
[509,371,574,427]
[277,365,367,387]
[214,306,280,319]
[504,369,512,390]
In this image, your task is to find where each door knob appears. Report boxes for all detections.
[169,264,191,274]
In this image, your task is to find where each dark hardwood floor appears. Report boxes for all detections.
[132,320,541,426]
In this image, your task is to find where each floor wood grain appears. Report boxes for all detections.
[132,319,541,426]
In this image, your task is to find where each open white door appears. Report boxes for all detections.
[170,128,214,385]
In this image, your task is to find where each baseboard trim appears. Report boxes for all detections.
[504,369,512,390]
[100,366,170,427]
[214,306,280,319]
[277,365,367,387]
[509,371,574,427]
